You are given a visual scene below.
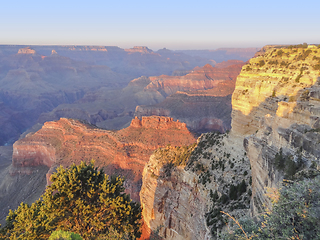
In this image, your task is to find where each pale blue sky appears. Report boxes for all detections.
[1,0,319,50]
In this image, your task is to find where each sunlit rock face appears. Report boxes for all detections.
[12,117,196,201]
[231,45,320,214]
[17,47,36,54]
[140,132,251,239]
[140,45,320,239]
[140,150,210,240]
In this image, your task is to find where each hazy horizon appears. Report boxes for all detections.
[1,0,319,50]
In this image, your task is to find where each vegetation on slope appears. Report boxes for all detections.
[186,132,252,236]
[220,175,320,240]
[0,161,142,240]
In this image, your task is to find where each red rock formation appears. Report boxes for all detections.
[144,61,244,97]
[12,117,196,201]
[133,61,244,133]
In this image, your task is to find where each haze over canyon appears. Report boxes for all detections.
[2,44,320,239]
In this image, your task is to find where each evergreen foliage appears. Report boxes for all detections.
[1,161,142,240]
[49,230,83,240]
[220,176,320,239]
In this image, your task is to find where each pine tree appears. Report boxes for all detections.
[2,161,142,240]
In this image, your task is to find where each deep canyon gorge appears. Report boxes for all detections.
[1,44,320,239]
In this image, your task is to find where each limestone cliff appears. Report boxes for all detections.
[140,132,251,239]
[230,45,320,214]
[140,44,320,239]
[12,117,196,202]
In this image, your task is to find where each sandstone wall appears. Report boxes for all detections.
[140,45,320,239]
[140,132,251,239]
[231,45,320,214]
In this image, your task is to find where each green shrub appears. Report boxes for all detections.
[2,162,142,240]
[245,66,252,71]
[314,64,320,70]
[210,190,219,202]
[49,230,83,240]
[268,60,278,65]
[277,50,284,56]
[221,176,320,240]
[274,148,285,169]
[258,60,265,67]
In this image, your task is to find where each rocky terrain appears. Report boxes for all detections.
[232,45,320,214]
[3,44,320,239]
[140,132,251,239]
[11,116,196,204]
[139,44,320,239]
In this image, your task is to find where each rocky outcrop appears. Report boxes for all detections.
[125,46,158,55]
[140,148,209,240]
[140,132,251,239]
[17,47,36,54]
[231,45,320,214]
[139,45,320,239]
[12,117,196,201]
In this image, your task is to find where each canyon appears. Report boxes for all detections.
[135,61,244,133]
[11,116,196,205]
[39,60,244,133]
[5,44,320,239]
[3,44,320,239]
[0,45,255,145]
[140,45,320,239]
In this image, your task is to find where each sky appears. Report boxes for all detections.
[1,0,319,50]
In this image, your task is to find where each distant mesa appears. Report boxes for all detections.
[51,49,58,55]
[17,47,36,54]
[125,46,157,55]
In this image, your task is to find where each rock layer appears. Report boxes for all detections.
[140,132,251,239]
[12,117,196,201]
[140,45,320,239]
[231,45,320,214]
[134,61,244,133]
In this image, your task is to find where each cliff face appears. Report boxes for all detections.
[230,45,320,214]
[140,132,251,239]
[140,147,209,240]
[12,117,196,201]
[139,45,320,239]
